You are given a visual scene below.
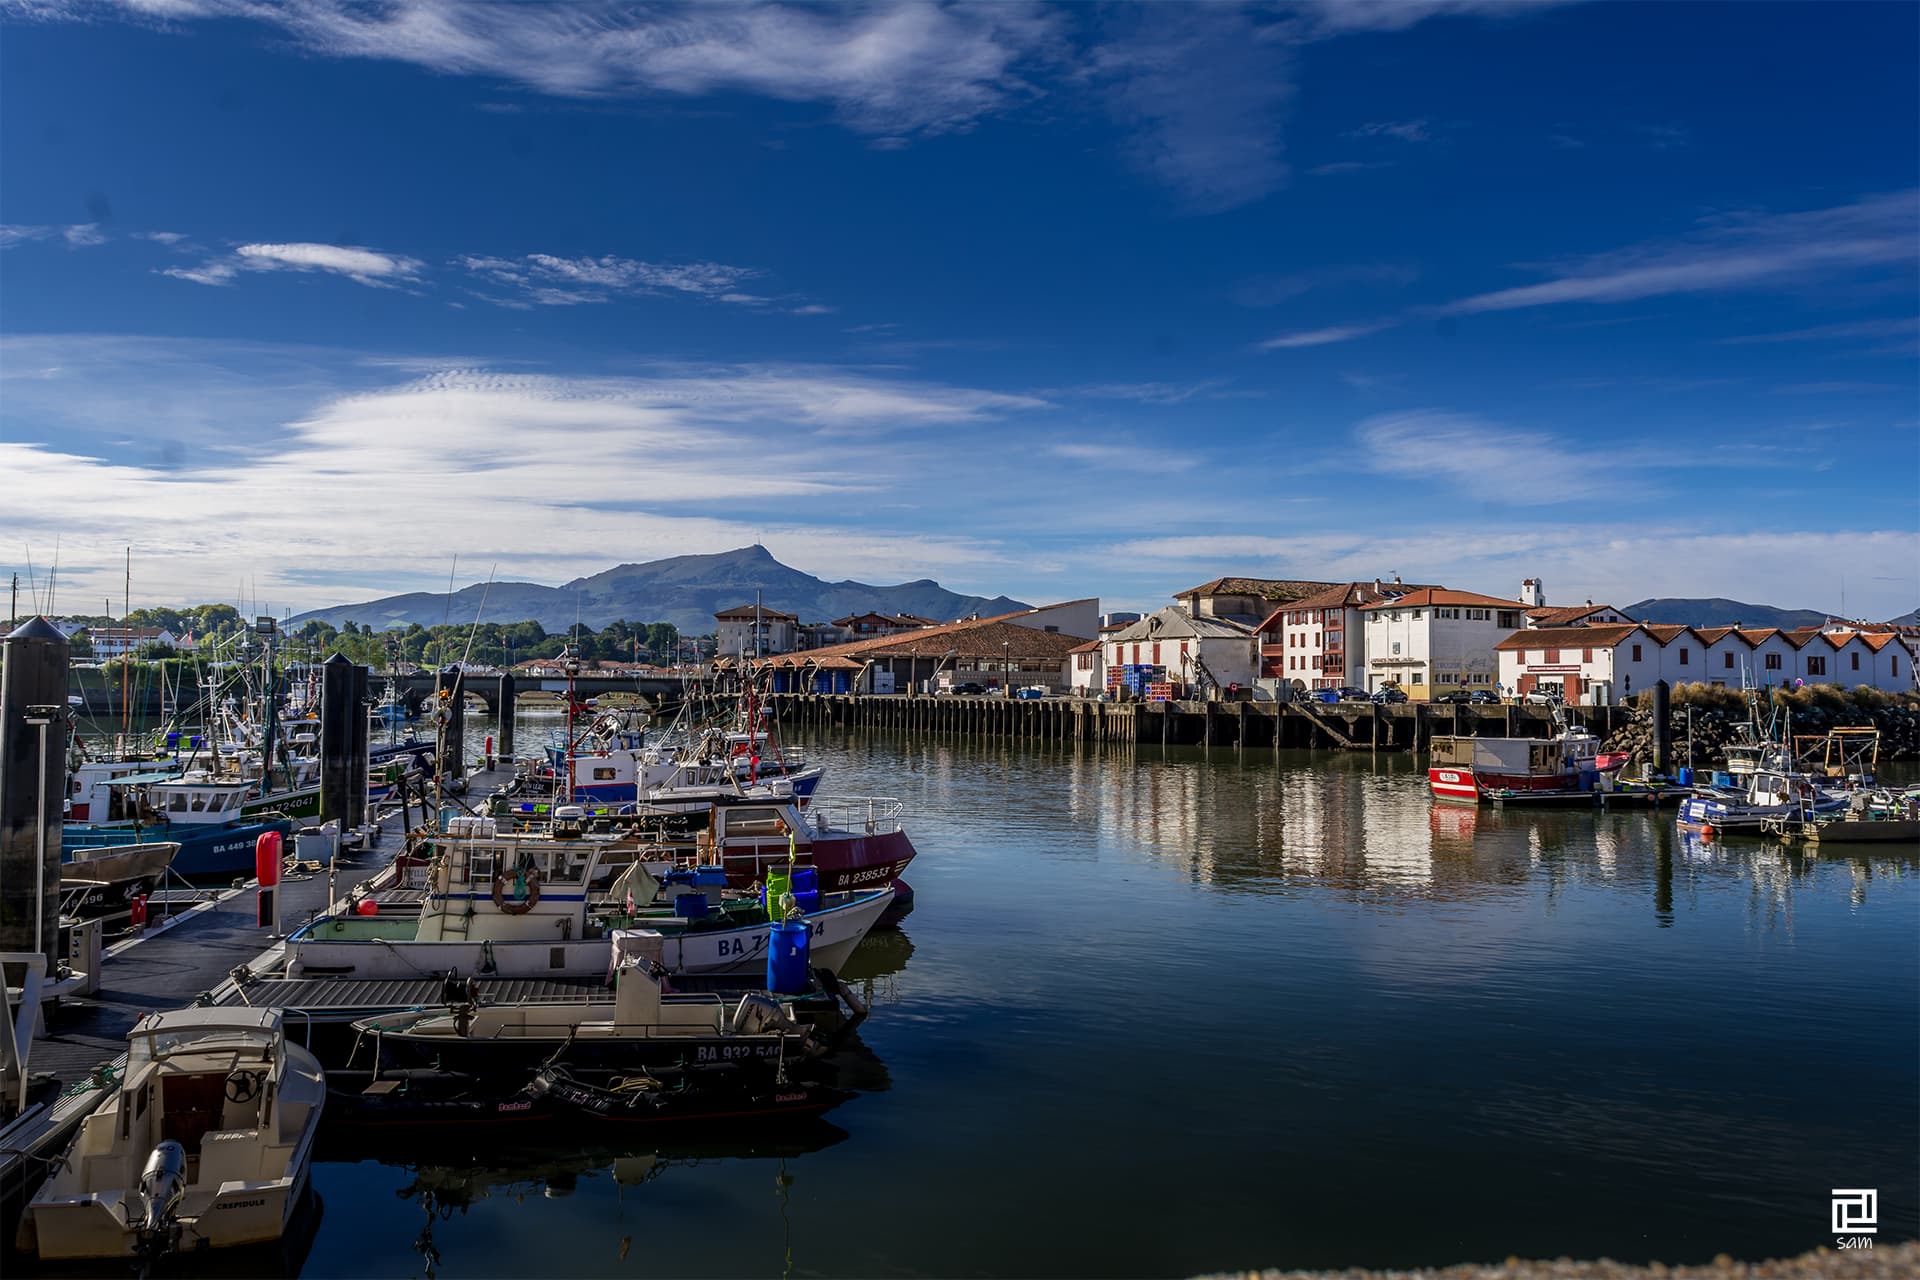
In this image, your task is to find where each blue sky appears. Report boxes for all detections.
[2,0,1916,623]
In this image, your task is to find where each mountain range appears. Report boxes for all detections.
[289,546,1031,635]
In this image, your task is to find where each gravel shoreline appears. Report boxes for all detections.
[1208,1243,1916,1280]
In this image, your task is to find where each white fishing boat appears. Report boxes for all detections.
[1676,768,1849,833]
[283,820,894,980]
[17,1008,324,1261]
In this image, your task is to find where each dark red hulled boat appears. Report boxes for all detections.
[698,795,917,895]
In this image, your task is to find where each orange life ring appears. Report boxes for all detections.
[492,868,541,915]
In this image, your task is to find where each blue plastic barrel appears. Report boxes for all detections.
[767,920,810,993]
[1676,767,1693,786]
[694,866,728,889]
[165,731,181,750]
[673,893,708,919]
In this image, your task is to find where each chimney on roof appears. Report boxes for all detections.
[1733,620,1741,630]
[1585,599,1592,608]
[1392,573,1401,586]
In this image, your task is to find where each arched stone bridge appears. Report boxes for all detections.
[368,670,696,714]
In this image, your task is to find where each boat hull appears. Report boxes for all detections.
[59,842,178,920]
[719,830,916,894]
[63,817,293,879]
[286,888,894,980]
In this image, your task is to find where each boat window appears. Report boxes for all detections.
[190,793,210,813]
[470,852,494,881]
[169,793,190,813]
[724,807,786,836]
[593,767,617,781]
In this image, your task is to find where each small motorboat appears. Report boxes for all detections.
[59,841,178,923]
[17,1007,325,1261]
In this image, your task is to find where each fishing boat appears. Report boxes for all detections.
[1676,768,1850,834]
[282,818,895,980]
[1763,785,1920,844]
[487,793,917,895]
[16,1007,325,1262]
[63,771,293,879]
[345,951,829,1079]
[59,841,178,922]
[1428,715,1628,803]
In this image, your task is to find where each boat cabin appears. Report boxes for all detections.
[145,775,259,826]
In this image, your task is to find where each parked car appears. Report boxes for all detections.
[1337,687,1371,702]
[1015,686,1048,699]
[1370,687,1409,704]
[1523,689,1563,706]
[950,681,984,695]
[1436,689,1472,704]
[1468,689,1501,705]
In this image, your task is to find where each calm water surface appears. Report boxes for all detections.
[271,718,1919,1274]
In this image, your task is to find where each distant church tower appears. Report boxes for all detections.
[1520,578,1545,608]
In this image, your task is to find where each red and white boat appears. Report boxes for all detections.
[1427,723,1629,803]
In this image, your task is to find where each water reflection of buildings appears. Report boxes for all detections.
[1045,744,1917,925]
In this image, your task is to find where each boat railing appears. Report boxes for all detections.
[803,795,905,837]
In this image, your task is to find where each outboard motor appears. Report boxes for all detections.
[136,1140,187,1235]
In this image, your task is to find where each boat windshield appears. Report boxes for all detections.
[128,1026,276,1073]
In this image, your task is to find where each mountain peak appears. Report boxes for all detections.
[292,548,1029,634]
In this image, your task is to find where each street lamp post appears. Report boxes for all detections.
[1002,641,1011,695]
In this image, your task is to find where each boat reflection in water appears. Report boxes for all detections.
[332,1126,850,1279]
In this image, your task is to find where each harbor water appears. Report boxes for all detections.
[268,715,1919,1278]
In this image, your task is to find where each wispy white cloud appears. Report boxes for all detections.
[1050,442,1198,472]
[19,1,1571,213]
[1772,381,1903,395]
[165,240,424,288]
[1718,316,1920,345]
[1048,380,1230,405]
[1346,118,1429,143]
[1091,6,1294,213]
[161,260,241,286]
[32,0,1064,138]
[1444,191,1918,314]
[132,230,189,245]
[0,339,1049,608]
[1292,0,1581,36]
[1356,410,1618,503]
[1,223,110,248]
[1261,321,1392,349]
[459,252,767,307]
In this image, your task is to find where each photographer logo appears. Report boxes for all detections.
[1831,1189,1876,1248]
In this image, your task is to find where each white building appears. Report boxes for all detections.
[1358,589,1529,698]
[1255,579,1435,693]
[714,605,798,658]
[1067,639,1104,695]
[1103,606,1260,695]
[1495,623,1916,703]
[84,626,187,658]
